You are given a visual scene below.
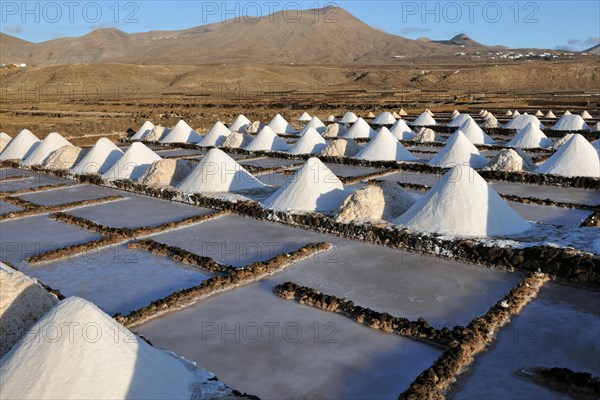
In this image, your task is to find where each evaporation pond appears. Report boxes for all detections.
[19,184,122,206]
[19,243,213,315]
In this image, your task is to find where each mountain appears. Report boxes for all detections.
[583,44,600,54]
[0,7,517,65]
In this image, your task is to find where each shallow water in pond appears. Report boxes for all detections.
[452,282,600,400]
[18,243,213,315]
[19,184,122,206]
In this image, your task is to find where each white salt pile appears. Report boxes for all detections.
[399,108,408,116]
[429,130,488,168]
[425,109,435,116]
[130,121,155,141]
[392,111,401,119]
[161,120,202,143]
[414,127,442,143]
[552,133,574,150]
[71,138,124,175]
[389,119,416,140]
[551,114,589,131]
[325,115,336,122]
[534,110,544,117]
[198,122,231,147]
[506,122,553,148]
[298,112,312,122]
[0,133,11,153]
[288,127,327,155]
[0,129,41,161]
[505,114,544,130]
[299,116,326,135]
[336,181,416,223]
[372,111,396,125]
[365,111,376,119]
[245,126,290,152]
[267,114,297,134]
[138,159,195,188]
[447,113,472,127]
[456,118,495,144]
[343,117,377,139]
[0,297,235,399]
[22,132,72,166]
[545,111,556,118]
[145,126,170,142]
[102,142,162,181]
[0,264,58,358]
[395,166,531,236]
[262,158,347,213]
[563,110,572,116]
[484,148,535,172]
[537,134,600,177]
[481,114,500,128]
[590,122,600,132]
[45,145,85,170]
[245,121,266,134]
[222,131,254,148]
[512,110,521,117]
[581,110,592,119]
[228,114,252,132]
[355,127,419,161]
[340,112,359,124]
[449,110,460,119]
[323,123,347,138]
[413,112,437,126]
[177,148,266,193]
[505,110,513,116]
[321,139,361,157]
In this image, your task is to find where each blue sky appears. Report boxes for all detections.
[1,1,598,50]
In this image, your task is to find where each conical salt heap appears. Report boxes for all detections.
[580,110,592,119]
[0,297,232,399]
[340,112,359,124]
[130,121,155,141]
[228,114,252,132]
[45,145,85,170]
[413,112,437,126]
[429,130,488,168]
[245,126,290,152]
[102,142,161,181]
[299,116,326,135]
[449,110,460,119]
[505,114,544,130]
[563,110,572,116]
[262,158,347,213]
[456,119,495,144]
[505,110,513,116]
[267,114,297,134]
[160,120,201,143]
[372,111,396,125]
[288,127,327,155]
[484,148,535,172]
[71,138,123,175]
[198,122,231,147]
[0,130,39,161]
[545,111,556,119]
[534,110,544,117]
[551,114,589,131]
[537,134,599,177]
[506,122,553,148]
[325,115,336,122]
[365,111,376,119]
[355,127,419,161]
[392,111,401,119]
[389,119,416,140]
[298,112,312,122]
[512,110,521,117]
[590,122,600,132]
[426,109,435,116]
[22,132,72,166]
[177,148,266,193]
[343,117,377,139]
[395,166,531,236]
[0,133,11,153]
[321,139,361,157]
[447,113,472,127]
[399,108,408,116]
[336,181,416,223]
